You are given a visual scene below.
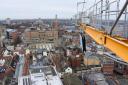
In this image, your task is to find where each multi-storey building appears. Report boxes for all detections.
[23,28,59,50]
[24,30,58,44]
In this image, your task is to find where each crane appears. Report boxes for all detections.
[78,0,128,63]
[79,23,128,62]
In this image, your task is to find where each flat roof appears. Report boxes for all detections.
[18,66,63,85]
[30,66,56,76]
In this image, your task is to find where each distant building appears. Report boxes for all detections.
[52,15,59,30]
[5,29,20,44]
[23,28,59,49]
[0,26,5,47]
[35,18,44,25]
[61,29,80,46]
[0,26,5,37]
[6,18,11,25]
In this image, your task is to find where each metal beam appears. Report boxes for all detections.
[80,23,128,62]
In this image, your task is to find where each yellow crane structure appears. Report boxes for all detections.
[79,23,128,63]
[77,0,128,63]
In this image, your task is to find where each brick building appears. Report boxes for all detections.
[24,30,58,43]
[23,28,59,49]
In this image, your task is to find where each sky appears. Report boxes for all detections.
[0,0,80,19]
[0,0,125,19]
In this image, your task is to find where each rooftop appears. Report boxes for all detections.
[18,66,63,85]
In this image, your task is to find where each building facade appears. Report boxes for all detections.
[23,29,59,50]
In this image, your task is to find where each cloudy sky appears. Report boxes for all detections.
[0,0,81,19]
[0,0,125,19]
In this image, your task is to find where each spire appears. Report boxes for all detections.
[52,14,59,30]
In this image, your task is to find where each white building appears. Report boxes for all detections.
[6,18,11,25]
[18,66,63,85]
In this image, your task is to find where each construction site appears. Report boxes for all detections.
[0,0,128,85]
[73,0,128,85]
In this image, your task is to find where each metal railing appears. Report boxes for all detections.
[74,0,128,38]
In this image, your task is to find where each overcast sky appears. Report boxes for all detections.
[0,0,80,19]
[0,0,125,19]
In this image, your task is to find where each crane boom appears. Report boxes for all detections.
[80,23,128,63]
